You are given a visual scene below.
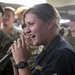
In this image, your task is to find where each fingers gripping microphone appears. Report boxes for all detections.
[0,51,12,65]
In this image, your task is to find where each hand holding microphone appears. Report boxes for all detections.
[9,35,31,64]
[0,34,33,65]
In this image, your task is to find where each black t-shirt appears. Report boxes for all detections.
[31,34,75,75]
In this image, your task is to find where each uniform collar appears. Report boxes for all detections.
[46,34,62,52]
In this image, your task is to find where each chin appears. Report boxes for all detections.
[33,42,40,46]
[33,43,38,47]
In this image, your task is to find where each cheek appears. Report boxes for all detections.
[73,25,75,28]
[71,33,75,37]
[33,27,41,37]
[32,24,43,33]
[0,18,2,22]
[70,26,75,30]
[9,18,14,23]
[35,29,44,40]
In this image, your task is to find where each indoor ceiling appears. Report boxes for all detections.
[47,0,75,20]
[0,2,22,9]
[0,0,75,20]
[56,5,75,19]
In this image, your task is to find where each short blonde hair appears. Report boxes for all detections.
[4,6,15,16]
[15,6,29,15]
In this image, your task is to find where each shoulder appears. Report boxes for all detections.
[49,48,75,63]
[9,26,23,40]
[12,26,23,34]
[44,49,75,75]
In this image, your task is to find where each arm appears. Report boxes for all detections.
[11,57,32,75]
[18,67,32,75]
[12,65,19,75]
[11,58,19,75]
[10,35,32,75]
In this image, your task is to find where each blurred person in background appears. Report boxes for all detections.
[0,6,13,75]
[3,6,23,40]
[64,18,75,50]
[0,5,5,75]
[0,6,22,75]
[69,19,75,37]
[14,6,29,29]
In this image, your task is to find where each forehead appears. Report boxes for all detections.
[25,13,39,22]
[4,10,14,16]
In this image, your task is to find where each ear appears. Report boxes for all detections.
[47,19,54,29]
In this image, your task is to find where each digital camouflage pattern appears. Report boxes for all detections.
[28,45,43,67]
[64,30,75,50]
[0,26,22,75]
[0,30,13,75]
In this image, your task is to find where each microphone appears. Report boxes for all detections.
[0,51,12,65]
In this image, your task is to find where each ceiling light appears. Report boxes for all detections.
[60,19,70,23]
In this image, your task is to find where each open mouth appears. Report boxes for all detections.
[30,34,35,38]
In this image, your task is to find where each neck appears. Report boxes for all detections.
[3,24,13,34]
[44,30,59,50]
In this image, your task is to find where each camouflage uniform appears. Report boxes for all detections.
[0,30,13,75]
[0,26,22,75]
[8,26,23,40]
[28,45,44,67]
[64,30,75,50]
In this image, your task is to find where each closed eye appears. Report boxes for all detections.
[28,22,35,25]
